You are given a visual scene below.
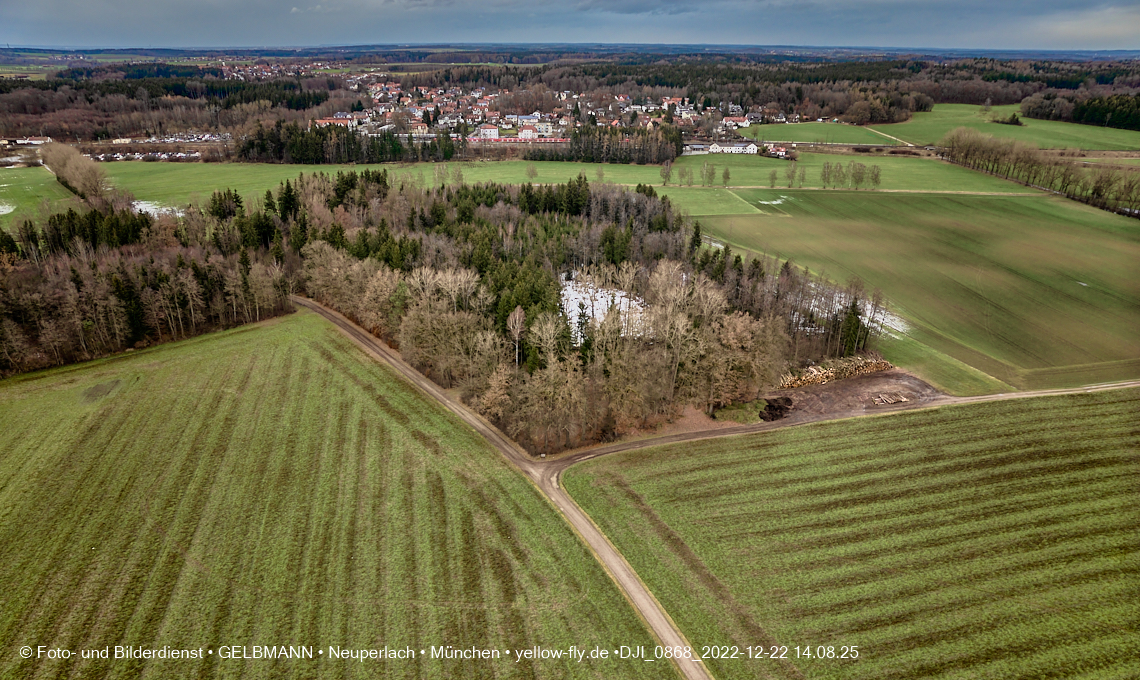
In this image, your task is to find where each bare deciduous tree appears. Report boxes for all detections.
[507,305,526,366]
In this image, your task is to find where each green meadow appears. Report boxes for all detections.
[564,388,1140,680]
[99,153,1028,211]
[701,189,1140,391]
[0,309,658,680]
[738,122,896,146]
[0,165,77,231]
[871,103,1140,150]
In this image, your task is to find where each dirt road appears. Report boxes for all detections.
[545,371,1140,480]
[292,297,714,680]
[866,127,915,146]
[294,295,1140,680]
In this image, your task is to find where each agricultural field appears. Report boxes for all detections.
[0,64,57,80]
[0,309,659,680]
[701,189,1140,391]
[738,122,897,146]
[871,103,1140,150]
[564,388,1140,680]
[0,165,77,231]
[1078,157,1140,166]
[99,153,1029,213]
[667,152,1028,193]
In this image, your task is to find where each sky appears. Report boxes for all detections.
[3,0,1139,50]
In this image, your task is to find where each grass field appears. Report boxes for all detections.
[701,189,1140,391]
[872,333,1014,396]
[738,122,897,146]
[871,104,1140,150]
[564,389,1140,680]
[99,154,1029,212]
[0,309,659,680]
[0,165,77,231]
[1079,157,1140,166]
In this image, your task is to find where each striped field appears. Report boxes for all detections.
[0,308,658,680]
[564,389,1140,680]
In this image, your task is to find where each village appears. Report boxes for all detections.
[311,77,802,157]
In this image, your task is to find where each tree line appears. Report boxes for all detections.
[0,75,346,141]
[0,244,293,374]
[940,127,1140,214]
[1021,92,1140,131]
[523,125,682,165]
[237,120,456,164]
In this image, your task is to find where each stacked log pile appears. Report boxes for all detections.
[779,356,893,389]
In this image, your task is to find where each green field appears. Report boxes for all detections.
[100,154,1029,212]
[0,309,659,680]
[1079,158,1140,166]
[871,104,1140,150]
[0,165,77,231]
[738,122,896,146]
[564,389,1140,680]
[701,189,1140,391]
[872,332,1014,396]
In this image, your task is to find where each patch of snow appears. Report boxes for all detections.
[878,309,910,334]
[794,281,910,336]
[701,235,724,250]
[133,201,182,217]
[0,203,14,216]
[1077,281,1088,287]
[561,272,647,342]
[756,195,790,205]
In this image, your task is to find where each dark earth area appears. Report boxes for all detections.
[759,368,944,423]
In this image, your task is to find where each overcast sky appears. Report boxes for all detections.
[3,0,1139,50]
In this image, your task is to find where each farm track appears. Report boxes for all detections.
[865,127,916,146]
[292,296,1140,680]
[291,296,713,680]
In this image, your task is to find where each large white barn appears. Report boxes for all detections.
[709,141,759,154]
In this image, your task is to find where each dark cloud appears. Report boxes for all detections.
[3,0,1137,48]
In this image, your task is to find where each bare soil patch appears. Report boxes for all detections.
[82,380,119,402]
[762,368,942,425]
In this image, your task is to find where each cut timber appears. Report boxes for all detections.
[780,356,893,389]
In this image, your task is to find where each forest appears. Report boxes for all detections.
[0,144,296,373]
[0,74,345,141]
[2,158,882,452]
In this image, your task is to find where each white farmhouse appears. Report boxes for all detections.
[709,141,758,154]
